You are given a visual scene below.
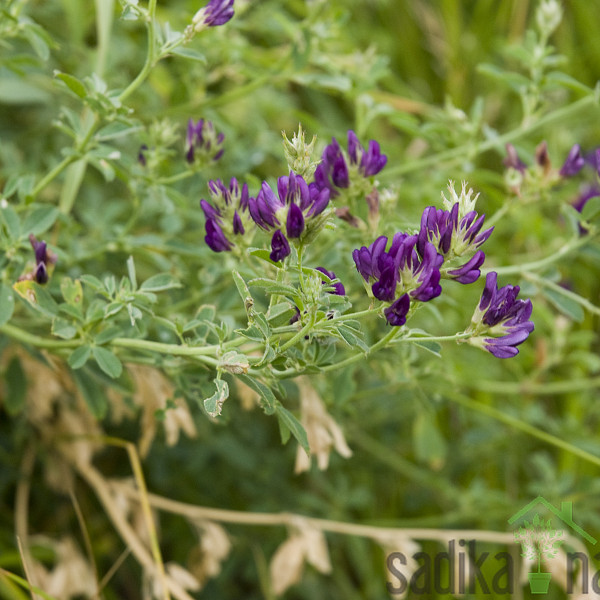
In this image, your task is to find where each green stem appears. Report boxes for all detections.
[445,391,600,469]
[278,313,314,352]
[523,271,600,316]
[118,0,158,103]
[0,323,79,350]
[483,234,593,276]
[321,325,401,373]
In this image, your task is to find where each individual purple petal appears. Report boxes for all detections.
[372,254,397,301]
[232,210,245,235]
[205,219,232,252]
[360,140,387,176]
[200,199,221,220]
[269,230,290,262]
[34,262,48,284]
[560,144,585,177]
[286,202,305,238]
[447,250,485,284]
[384,294,410,327]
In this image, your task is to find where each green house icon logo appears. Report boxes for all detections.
[508,496,597,594]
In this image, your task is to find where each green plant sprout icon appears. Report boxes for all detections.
[514,514,563,594]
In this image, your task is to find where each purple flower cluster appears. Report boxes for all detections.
[200,178,251,252]
[467,272,534,358]
[185,119,225,164]
[314,130,387,198]
[353,183,493,327]
[248,172,330,262]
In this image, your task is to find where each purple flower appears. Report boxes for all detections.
[560,144,585,177]
[185,118,225,164]
[417,190,492,286]
[270,230,290,262]
[192,0,234,28]
[316,267,345,296]
[200,178,252,252]
[384,294,410,327]
[314,130,387,198]
[446,250,485,284]
[467,272,534,358]
[205,219,232,252]
[247,172,330,261]
[352,234,443,326]
[418,203,493,262]
[29,234,55,284]
[390,234,443,302]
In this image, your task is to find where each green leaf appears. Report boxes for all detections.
[248,278,298,297]
[92,346,123,378]
[80,274,104,291]
[541,287,585,322]
[3,356,27,415]
[0,283,15,326]
[22,206,59,236]
[236,374,277,415]
[95,326,123,345]
[248,247,281,266]
[170,46,207,63]
[68,345,91,369]
[51,318,77,339]
[232,270,253,305]
[581,196,600,222]
[276,404,310,455]
[0,203,20,239]
[126,255,137,289]
[54,71,87,98]
[73,368,108,417]
[203,379,229,417]
[13,281,58,317]
[411,339,442,358]
[60,278,84,306]
[337,325,368,351]
[140,273,182,292]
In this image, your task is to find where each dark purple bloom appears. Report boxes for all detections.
[286,201,305,238]
[391,235,443,302]
[383,294,410,327]
[352,235,389,282]
[446,250,485,284]
[192,0,234,28]
[200,178,252,252]
[468,272,534,358]
[29,234,54,284]
[560,144,585,177]
[314,130,387,198]
[205,219,232,252]
[316,267,345,296]
[185,118,225,164]
[353,233,443,308]
[503,143,527,172]
[418,203,493,261]
[270,230,290,262]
